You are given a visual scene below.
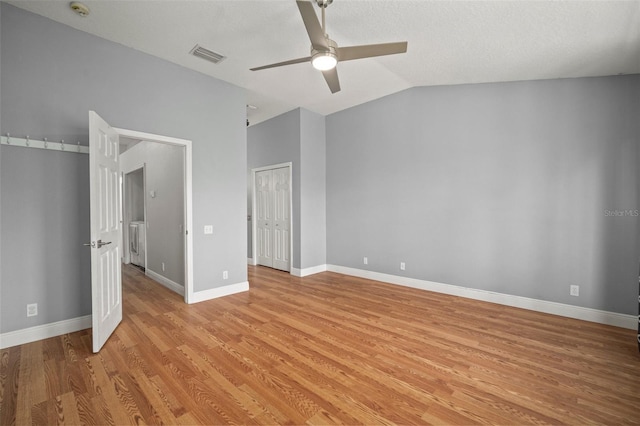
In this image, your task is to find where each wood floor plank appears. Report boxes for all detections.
[58,391,82,426]
[1,264,639,424]
[85,354,132,425]
[0,348,19,426]
[128,368,178,424]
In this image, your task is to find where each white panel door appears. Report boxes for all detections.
[255,170,273,267]
[254,166,291,272]
[89,111,122,353]
[272,167,290,272]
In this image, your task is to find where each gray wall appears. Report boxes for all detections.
[0,4,247,333]
[126,168,144,222]
[142,142,185,286]
[247,108,327,270]
[0,4,3,330]
[300,109,327,269]
[1,147,91,329]
[326,76,640,315]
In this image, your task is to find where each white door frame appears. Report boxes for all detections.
[251,162,293,272]
[114,127,195,304]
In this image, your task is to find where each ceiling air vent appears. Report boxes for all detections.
[190,44,226,64]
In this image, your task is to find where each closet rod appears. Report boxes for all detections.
[1,135,89,154]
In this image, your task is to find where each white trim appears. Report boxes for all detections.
[113,127,194,305]
[250,162,293,273]
[251,162,293,173]
[0,315,92,349]
[326,265,637,330]
[146,268,185,296]
[189,281,250,304]
[112,128,192,146]
[1,135,90,154]
[291,264,327,277]
[248,258,256,265]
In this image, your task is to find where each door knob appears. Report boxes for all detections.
[97,240,112,248]
[83,240,112,248]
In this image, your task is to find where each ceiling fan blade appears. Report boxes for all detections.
[296,0,328,50]
[322,67,341,93]
[337,41,408,62]
[250,56,311,71]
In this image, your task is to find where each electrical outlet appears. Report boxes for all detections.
[204,225,213,235]
[363,257,368,265]
[27,303,38,317]
[570,285,579,297]
[400,262,406,271]
[162,262,166,272]
[223,270,229,280]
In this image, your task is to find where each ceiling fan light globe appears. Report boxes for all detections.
[312,53,337,71]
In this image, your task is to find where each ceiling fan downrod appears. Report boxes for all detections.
[317,0,332,34]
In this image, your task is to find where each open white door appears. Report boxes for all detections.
[88,111,122,353]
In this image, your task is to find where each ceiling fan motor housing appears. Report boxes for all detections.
[311,38,338,70]
[311,37,337,58]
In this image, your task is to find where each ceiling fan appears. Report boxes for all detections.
[250,0,408,94]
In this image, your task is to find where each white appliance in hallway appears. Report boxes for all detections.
[129,221,146,268]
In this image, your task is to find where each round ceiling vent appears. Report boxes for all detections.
[69,2,90,17]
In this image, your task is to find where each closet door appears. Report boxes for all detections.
[255,170,273,267]
[272,167,291,272]
[254,166,291,272]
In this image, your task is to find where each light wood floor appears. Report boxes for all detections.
[1,264,639,425]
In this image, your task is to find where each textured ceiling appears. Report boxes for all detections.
[6,0,640,125]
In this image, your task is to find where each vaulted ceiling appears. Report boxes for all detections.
[7,1,640,125]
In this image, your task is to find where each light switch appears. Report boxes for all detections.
[204,225,213,234]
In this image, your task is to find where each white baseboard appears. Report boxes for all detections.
[326,265,637,330]
[291,264,328,277]
[190,281,249,304]
[248,258,256,265]
[146,268,184,296]
[0,315,92,349]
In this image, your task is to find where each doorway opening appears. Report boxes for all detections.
[115,127,194,303]
[123,167,146,271]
